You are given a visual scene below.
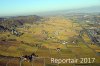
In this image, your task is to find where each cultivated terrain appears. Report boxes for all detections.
[0,14,100,66]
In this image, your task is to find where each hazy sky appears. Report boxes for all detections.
[0,0,100,16]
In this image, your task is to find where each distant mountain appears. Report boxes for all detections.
[65,6,100,13]
[39,6,100,16]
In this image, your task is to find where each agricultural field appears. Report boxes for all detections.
[0,15,100,66]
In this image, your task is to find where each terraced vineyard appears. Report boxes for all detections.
[0,16,100,66]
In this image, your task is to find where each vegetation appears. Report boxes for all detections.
[0,14,100,66]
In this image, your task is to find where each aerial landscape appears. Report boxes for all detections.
[0,0,100,66]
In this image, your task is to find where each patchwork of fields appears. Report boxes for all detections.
[0,16,100,66]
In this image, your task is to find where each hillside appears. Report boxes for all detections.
[0,15,100,66]
[0,16,81,56]
[0,15,42,31]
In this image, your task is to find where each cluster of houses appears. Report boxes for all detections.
[86,28,100,45]
[11,29,24,37]
[81,27,100,46]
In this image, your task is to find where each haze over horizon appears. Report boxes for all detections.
[0,0,100,17]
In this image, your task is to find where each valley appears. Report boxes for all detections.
[0,14,100,66]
